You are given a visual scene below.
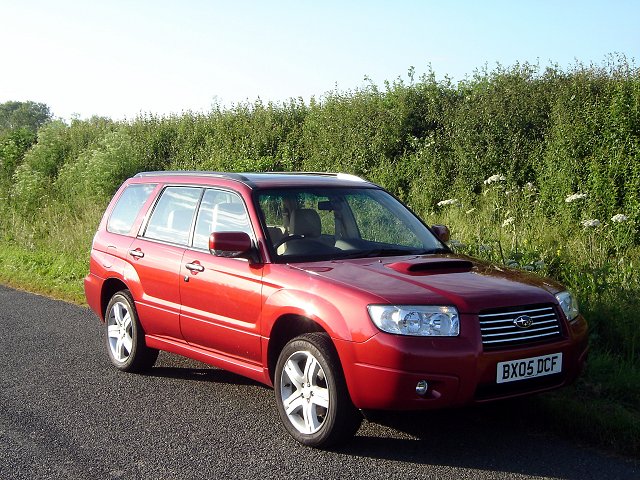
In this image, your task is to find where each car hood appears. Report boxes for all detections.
[289,254,563,313]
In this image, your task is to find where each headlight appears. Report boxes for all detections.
[367,305,459,336]
[556,291,579,322]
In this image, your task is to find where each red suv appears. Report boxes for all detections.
[85,171,588,447]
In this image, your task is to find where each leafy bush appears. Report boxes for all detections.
[0,127,36,182]
[55,129,143,201]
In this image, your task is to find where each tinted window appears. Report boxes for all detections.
[107,184,157,235]
[144,187,202,245]
[193,189,252,249]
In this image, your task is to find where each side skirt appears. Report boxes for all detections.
[145,334,271,386]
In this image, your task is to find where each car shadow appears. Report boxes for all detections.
[340,398,638,479]
[138,352,637,478]
[145,366,265,387]
[143,351,266,388]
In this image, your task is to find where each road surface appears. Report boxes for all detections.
[0,285,637,479]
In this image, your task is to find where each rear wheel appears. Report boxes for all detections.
[105,290,158,372]
[274,333,362,448]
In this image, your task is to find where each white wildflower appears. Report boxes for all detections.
[484,174,506,185]
[524,182,536,192]
[502,217,515,227]
[611,213,628,223]
[436,198,459,207]
[565,193,587,203]
[581,219,601,228]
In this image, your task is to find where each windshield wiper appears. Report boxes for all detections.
[336,248,418,259]
[417,247,450,254]
[366,248,422,257]
[337,246,450,259]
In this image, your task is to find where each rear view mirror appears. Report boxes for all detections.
[209,232,253,259]
[431,224,450,243]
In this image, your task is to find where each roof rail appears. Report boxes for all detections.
[133,170,366,182]
[133,171,250,181]
[260,171,366,182]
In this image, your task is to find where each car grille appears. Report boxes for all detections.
[479,304,563,350]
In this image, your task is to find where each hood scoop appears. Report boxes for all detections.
[386,259,474,276]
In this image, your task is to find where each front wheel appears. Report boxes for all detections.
[105,290,158,372]
[274,333,362,448]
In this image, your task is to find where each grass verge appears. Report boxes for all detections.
[536,364,640,458]
[0,242,86,304]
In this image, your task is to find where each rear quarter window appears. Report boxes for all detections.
[107,184,157,235]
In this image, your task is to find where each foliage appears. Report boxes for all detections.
[0,127,36,181]
[0,100,53,189]
[0,100,51,134]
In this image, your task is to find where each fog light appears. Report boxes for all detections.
[416,380,429,396]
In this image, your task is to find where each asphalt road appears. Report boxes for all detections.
[1,284,637,480]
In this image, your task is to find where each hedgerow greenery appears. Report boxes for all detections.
[0,56,638,454]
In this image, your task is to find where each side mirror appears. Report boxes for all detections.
[431,224,450,243]
[209,232,254,260]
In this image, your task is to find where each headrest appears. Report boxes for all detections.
[290,209,321,237]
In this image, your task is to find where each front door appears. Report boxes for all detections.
[179,188,263,365]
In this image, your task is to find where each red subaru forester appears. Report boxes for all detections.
[85,171,588,447]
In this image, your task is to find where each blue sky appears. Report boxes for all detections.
[1,0,638,120]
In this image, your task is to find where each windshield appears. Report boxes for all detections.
[255,187,447,262]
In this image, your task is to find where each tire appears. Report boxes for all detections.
[274,332,362,448]
[105,290,158,372]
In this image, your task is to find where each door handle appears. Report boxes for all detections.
[129,249,144,258]
[185,262,205,273]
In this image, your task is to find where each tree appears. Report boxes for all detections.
[0,101,52,134]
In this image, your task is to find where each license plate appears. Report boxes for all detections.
[496,353,562,384]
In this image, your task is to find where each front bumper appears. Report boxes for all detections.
[334,314,589,410]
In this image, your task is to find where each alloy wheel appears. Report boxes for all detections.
[107,301,134,363]
[279,350,330,434]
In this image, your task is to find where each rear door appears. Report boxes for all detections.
[179,188,263,364]
[128,185,202,339]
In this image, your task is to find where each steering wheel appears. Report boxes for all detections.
[273,234,304,249]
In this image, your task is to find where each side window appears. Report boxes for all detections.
[192,189,252,250]
[107,183,157,235]
[143,187,202,245]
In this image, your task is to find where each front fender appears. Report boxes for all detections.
[261,287,378,343]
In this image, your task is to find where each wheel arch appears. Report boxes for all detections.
[100,277,130,320]
[266,314,327,384]
[262,287,376,388]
